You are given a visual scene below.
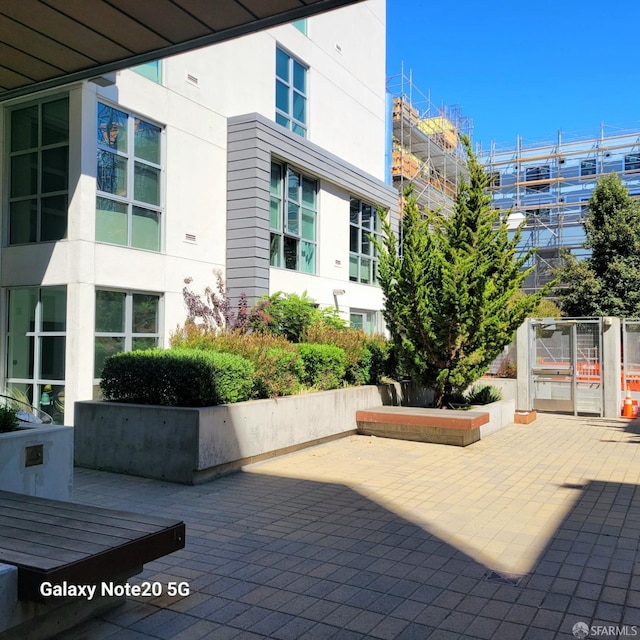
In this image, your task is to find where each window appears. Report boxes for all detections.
[132,61,162,83]
[625,153,640,171]
[8,97,69,244]
[292,19,308,35]
[94,290,160,378]
[487,171,500,190]
[6,286,66,423]
[96,102,162,251]
[269,161,317,273]
[580,159,597,176]
[350,197,381,284]
[525,165,550,193]
[350,310,378,335]
[275,47,307,137]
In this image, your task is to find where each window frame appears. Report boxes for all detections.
[93,289,162,380]
[95,101,164,251]
[5,286,67,423]
[349,197,381,285]
[349,309,379,335]
[625,153,640,172]
[7,96,70,245]
[580,158,597,176]
[269,160,318,274]
[524,165,551,193]
[275,46,308,137]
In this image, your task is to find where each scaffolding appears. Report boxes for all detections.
[478,125,640,293]
[386,69,472,215]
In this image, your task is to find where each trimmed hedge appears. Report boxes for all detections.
[297,343,346,390]
[100,349,254,407]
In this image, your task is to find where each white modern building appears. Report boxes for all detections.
[0,0,396,424]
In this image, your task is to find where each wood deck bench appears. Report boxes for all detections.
[356,406,489,447]
[0,490,185,602]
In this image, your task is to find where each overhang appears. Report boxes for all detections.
[0,0,364,102]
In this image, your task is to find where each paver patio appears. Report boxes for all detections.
[58,413,640,639]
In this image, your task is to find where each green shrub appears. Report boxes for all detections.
[249,291,346,342]
[304,323,371,385]
[0,405,19,433]
[255,348,305,398]
[364,335,393,384]
[297,343,346,390]
[171,329,303,398]
[100,349,254,406]
[465,384,503,405]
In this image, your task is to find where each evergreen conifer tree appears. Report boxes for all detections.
[557,174,640,317]
[376,137,547,408]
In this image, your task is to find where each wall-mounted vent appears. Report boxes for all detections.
[334,259,342,267]
[185,233,197,242]
[186,74,199,86]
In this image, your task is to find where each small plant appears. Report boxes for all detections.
[182,271,249,333]
[465,384,503,406]
[496,358,517,379]
[0,405,19,433]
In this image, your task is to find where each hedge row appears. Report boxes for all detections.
[100,349,254,407]
[103,332,392,406]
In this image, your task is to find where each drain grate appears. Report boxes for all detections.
[483,570,524,586]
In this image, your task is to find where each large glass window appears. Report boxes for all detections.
[580,158,597,176]
[349,197,381,285]
[6,286,66,423]
[96,103,162,251]
[132,61,162,83]
[8,97,69,244]
[94,290,160,378]
[275,47,307,137]
[350,310,379,335]
[625,153,640,172]
[269,161,317,273]
[525,165,550,193]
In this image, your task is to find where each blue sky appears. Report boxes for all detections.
[386,1,640,151]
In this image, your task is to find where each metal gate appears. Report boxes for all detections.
[623,320,640,394]
[529,319,603,416]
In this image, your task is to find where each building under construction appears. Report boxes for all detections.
[478,127,640,293]
[386,71,471,215]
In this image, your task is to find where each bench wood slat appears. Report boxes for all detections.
[0,492,179,528]
[0,491,185,602]
[0,519,123,556]
[0,509,153,544]
[0,499,167,535]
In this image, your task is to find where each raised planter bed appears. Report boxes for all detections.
[75,385,395,485]
[0,424,73,501]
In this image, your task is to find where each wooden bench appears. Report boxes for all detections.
[356,406,489,447]
[0,490,185,602]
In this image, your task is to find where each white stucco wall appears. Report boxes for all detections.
[0,0,389,424]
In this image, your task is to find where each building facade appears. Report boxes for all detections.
[479,127,640,293]
[0,0,396,424]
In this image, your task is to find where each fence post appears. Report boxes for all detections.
[516,320,530,411]
[602,317,621,418]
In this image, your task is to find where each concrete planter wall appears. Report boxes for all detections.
[475,398,516,438]
[0,424,73,500]
[75,385,399,485]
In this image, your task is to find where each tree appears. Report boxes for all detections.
[375,136,548,408]
[556,174,640,317]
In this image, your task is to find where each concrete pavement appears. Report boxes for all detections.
[59,413,640,639]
